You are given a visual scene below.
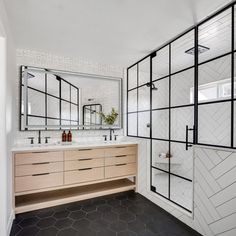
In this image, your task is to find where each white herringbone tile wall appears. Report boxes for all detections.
[132,137,236,236]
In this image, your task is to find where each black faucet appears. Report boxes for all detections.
[38,130,41,144]
[109,129,114,141]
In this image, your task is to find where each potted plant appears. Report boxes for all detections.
[99,108,118,126]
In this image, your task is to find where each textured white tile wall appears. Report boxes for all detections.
[15,49,125,144]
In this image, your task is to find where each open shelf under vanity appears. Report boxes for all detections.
[15,178,135,214]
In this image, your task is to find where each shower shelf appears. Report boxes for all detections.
[155,157,181,165]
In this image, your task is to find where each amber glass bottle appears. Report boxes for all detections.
[62,130,66,142]
[67,130,72,142]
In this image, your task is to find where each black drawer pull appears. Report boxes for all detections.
[78,149,92,151]
[32,173,49,176]
[32,162,50,165]
[115,155,126,158]
[115,164,127,166]
[78,168,92,171]
[78,158,92,161]
[114,147,125,149]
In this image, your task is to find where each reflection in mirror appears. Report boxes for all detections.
[83,104,102,129]
[20,66,122,130]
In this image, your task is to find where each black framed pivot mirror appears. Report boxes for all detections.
[20,66,122,131]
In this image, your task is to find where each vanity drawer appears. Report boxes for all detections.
[64,167,104,185]
[15,162,63,177]
[64,149,105,161]
[15,172,63,192]
[15,151,63,165]
[105,155,135,166]
[65,158,104,171]
[105,146,137,157]
[105,163,136,178]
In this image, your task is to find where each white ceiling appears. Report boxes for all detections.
[4,0,232,67]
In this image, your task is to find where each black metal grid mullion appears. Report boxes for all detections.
[45,73,47,129]
[59,77,62,129]
[127,0,236,213]
[126,69,129,135]
[152,166,192,182]
[231,5,234,148]
[70,85,71,127]
[150,54,153,191]
[26,86,78,106]
[168,44,171,199]
[137,64,139,136]
[77,88,79,129]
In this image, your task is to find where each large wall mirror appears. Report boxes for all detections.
[20,66,122,130]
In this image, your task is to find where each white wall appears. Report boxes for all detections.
[15,49,125,145]
[0,0,17,235]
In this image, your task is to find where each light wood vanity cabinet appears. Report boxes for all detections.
[13,144,137,213]
[14,151,64,192]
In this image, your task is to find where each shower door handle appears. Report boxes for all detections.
[185,125,194,150]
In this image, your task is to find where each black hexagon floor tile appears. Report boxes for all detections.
[10,191,201,236]
[128,219,146,233]
[19,217,39,228]
[119,212,136,222]
[72,218,90,230]
[53,210,70,219]
[118,230,137,236]
[110,220,128,232]
[36,227,58,236]
[76,226,96,236]
[86,210,102,221]
[69,210,86,220]
[36,209,54,218]
[102,211,118,223]
[82,203,97,212]
[37,217,56,229]
[96,228,116,236]
[57,227,78,236]
[54,218,73,229]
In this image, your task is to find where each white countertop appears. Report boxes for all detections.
[12,140,138,153]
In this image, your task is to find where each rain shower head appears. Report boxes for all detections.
[146,82,158,91]
[185,45,210,55]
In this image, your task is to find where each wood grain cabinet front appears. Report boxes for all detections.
[64,149,105,161]
[64,167,104,185]
[15,162,63,176]
[105,163,136,179]
[15,151,63,165]
[105,155,135,166]
[105,146,136,157]
[15,172,63,192]
[65,158,104,171]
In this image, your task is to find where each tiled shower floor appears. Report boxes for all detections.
[10,191,201,236]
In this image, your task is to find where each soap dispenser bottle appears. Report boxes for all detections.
[67,130,72,142]
[62,130,66,142]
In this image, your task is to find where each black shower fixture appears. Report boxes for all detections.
[185,45,210,55]
[146,82,158,91]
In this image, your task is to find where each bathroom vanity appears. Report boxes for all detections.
[12,142,138,214]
